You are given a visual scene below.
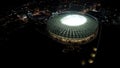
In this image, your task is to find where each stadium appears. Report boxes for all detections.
[0,0,120,67]
[47,11,99,45]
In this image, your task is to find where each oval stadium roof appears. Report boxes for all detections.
[47,11,99,39]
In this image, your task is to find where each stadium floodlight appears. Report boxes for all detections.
[61,15,87,26]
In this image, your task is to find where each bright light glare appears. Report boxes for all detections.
[61,15,87,26]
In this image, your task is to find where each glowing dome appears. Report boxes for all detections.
[61,15,87,26]
[47,11,99,45]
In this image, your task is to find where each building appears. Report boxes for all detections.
[47,11,99,45]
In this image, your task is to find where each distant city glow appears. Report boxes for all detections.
[61,15,87,26]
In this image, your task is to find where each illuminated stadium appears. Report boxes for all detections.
[1,0,120,67]
[47,11,99,45]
